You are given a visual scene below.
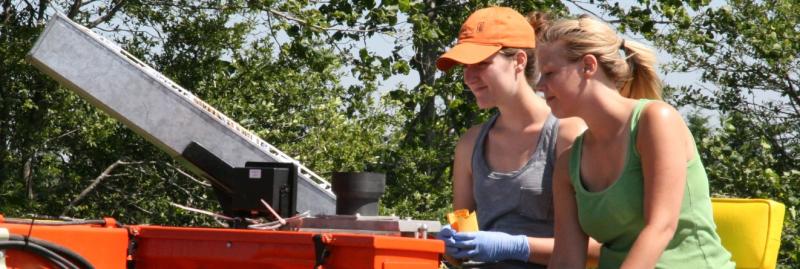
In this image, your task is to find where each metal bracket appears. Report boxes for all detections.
[312,234,331,269]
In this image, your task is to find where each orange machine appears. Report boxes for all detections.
[0,216,443,269]
[15,12,445,269]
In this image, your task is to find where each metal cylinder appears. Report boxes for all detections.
[331,172,386,216]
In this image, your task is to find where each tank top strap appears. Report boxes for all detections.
[471,113,500,163]
[538,114,559,165]
[628,99,652,159]
[568,132,585,188]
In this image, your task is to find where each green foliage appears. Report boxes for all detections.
[689,113,800,266]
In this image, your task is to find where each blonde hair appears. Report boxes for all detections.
[539,15,662,100]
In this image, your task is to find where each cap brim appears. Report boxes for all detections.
[436,43,502,71]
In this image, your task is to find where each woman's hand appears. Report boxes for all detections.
[450,230,530,262]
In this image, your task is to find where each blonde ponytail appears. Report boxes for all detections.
[618,38,661,99]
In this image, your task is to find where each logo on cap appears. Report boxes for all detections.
[459,25,473,39]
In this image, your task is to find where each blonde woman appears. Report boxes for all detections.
[537,15,735,268]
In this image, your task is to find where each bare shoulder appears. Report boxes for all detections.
[454,124,484,158]
[557,117,587,142]
[556,117,586,158]
[637,100,686,144]
[638,100,696,161]
[639,100,683,127]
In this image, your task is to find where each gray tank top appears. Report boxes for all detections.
[470,113,558,269]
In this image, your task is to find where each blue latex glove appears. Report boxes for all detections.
[436,225,461,256]
[451,231,530,262]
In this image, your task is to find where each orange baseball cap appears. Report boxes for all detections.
[436,7,536,71]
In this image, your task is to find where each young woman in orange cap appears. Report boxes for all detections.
[537,15,734,268]
[435,7,598,269]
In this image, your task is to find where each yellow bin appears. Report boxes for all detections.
[711,198,786,269]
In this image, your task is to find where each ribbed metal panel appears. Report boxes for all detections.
[26,13,335,215]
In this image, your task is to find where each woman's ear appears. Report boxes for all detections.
[515,50,527,72]
[581,54,598,78]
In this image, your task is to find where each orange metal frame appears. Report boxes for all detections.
[0,216,129,269]
[128,225,443,269]
[0,216,443,269]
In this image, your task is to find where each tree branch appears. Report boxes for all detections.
[163,178,196,203]
[2,0,11,25]
[782,72,800,116]
[565,0,606,20]
[61,160,138,216]
[166,163,211,187]
[265,8,391,34]
[19,128,80,200]
[170,202,233,221]
[565,0,670,25]
[751,111,794,166]
[23,157,33,200]
[67,0,81,19]
[127,200,153,214]
[81,0,101,6]
[21,0,33,15]
[87,0,126,28]
[37,0,48,22]
[604,19,671,24]
[44,128,79,145]
[265,9,284,57]
[95,25,162,41]
[98,184,155,214]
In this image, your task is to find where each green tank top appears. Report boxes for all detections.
[569,99,734,268]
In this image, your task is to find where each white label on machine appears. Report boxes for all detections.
[249,169,261,179]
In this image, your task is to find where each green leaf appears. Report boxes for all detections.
[398,0,410,12]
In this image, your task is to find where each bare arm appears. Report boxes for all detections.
[620,102,689,268]
[453,125,481,211]
[548,147,589,268]
[526,237,600,265]
[526,237,554,265]
[442,126,481,265]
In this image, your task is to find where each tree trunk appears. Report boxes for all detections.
[23,157,33,200]
[405,0,441,149]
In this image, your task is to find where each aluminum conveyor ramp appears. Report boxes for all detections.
[26,13,336,215]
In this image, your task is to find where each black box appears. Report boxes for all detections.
[229,162,297,218]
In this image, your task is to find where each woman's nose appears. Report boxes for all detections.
[535,79,546,93]
[463,66,479,84]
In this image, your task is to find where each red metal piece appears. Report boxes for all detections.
[0,217,129,269]
[129,225,443,269]
[0,216,443,269]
